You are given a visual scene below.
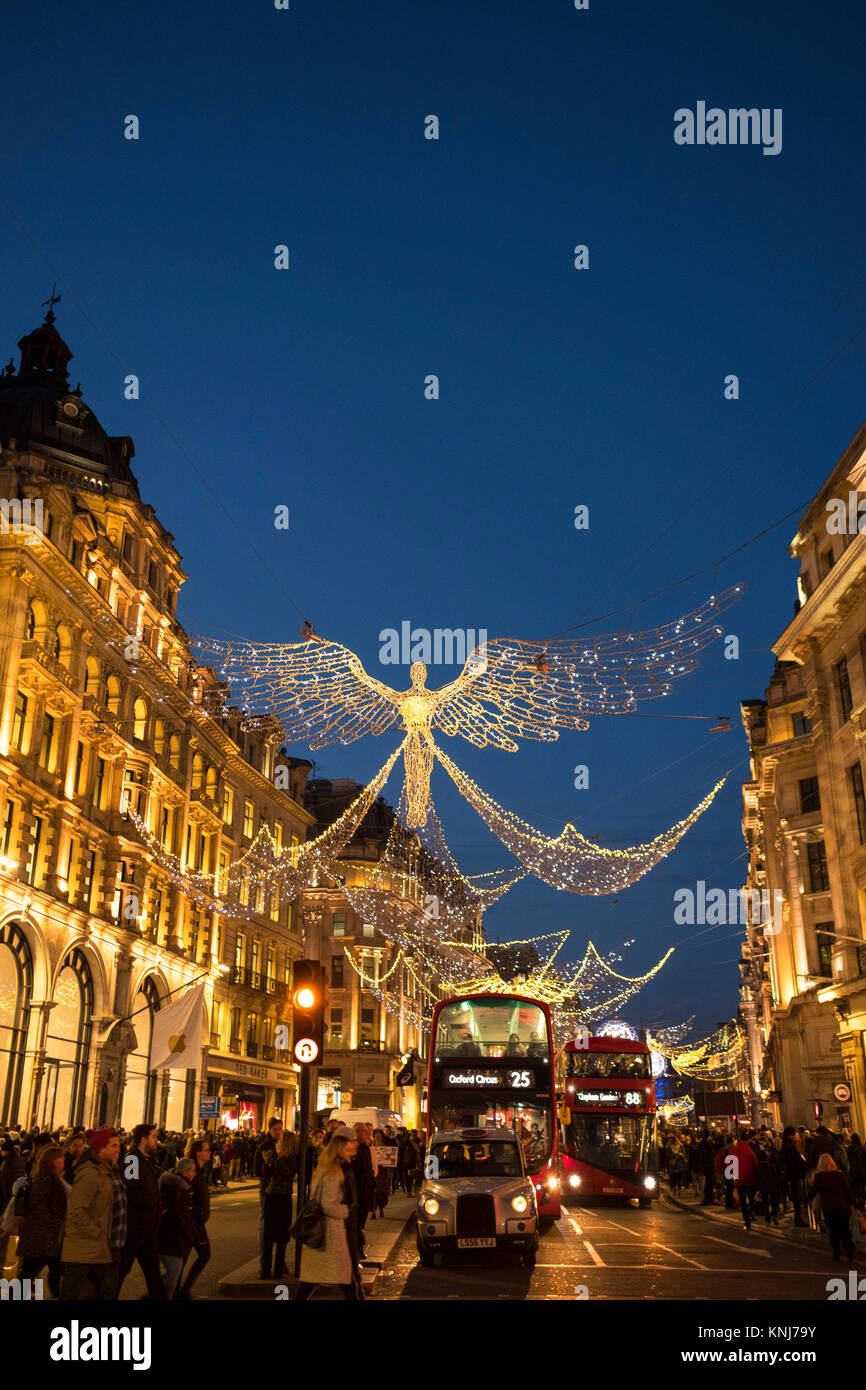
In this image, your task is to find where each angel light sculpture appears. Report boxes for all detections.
[194,585,742,828]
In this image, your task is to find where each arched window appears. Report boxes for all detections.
[55,624,73,669]
[169,734,181,770]
[24,600,48,644]
[84,656,100,694]
[206,766,218,799]
[154,720,165,756]
[121,976,161,1130]
[41,950,93,1128]
[133,696,148,740]
[0,922,33,1124]
[191,753,204,790]
[106,674,121,715]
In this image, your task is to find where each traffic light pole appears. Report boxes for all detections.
[294,1061,312,1279]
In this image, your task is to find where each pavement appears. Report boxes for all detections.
[661,1177,829,1251]
[218,1193,417,1298]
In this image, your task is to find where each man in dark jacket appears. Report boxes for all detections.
[697,1133,716,1205]
[157,1159,197,1298]
[780,1126,807,1226]
[117,1123,167,1300]
[350,1123,375,1255]
[63,1131,86,1186]
[253,1118,283,1278]
[806,1125,849,1174]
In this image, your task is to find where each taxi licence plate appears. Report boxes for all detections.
[457,1237,496,1249]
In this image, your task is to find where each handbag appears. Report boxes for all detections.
[289,1196,326,1249]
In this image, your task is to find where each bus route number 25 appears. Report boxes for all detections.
[509,1069,531,1088]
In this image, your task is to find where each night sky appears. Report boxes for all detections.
[3,0,865,1037]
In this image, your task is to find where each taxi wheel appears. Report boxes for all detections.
[417,1242,435,1268]
[639,1197,652,1208]
[522,1247,537,1269]
[538,1219,554,1234]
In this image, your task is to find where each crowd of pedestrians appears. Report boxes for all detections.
[0,1119,251,1300]
[1,1113,427,1301]
[659,1121,866,1261]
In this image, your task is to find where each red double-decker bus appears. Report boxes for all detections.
[558,1036,658,1205]
[427,995,561,1225]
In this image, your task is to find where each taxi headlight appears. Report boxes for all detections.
[545,1175,560,1189]
[568,1174,581,1189]
[643,1175,657,1191]
[511,1195,529,1213]
[423,1198,439,1216]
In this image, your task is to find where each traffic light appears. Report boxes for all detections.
[291,959,325,1065]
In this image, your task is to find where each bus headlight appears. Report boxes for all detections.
[545,1175,560,1189]
[511,1195,529,1213]
[643,1176,657,1191]
[423,1198,439,1215]
[568,1174,581,1189]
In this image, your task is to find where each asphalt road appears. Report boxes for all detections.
[369,1195,865,1301]
[119,1182,261,1301]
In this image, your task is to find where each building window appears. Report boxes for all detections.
[835,658,853,724]
[106,675,121,716]
[191,754,203,790]
[250,939,260,978]
[798,776,821,814]
[792,710,812,738]
[211,1000,222,1043]
[161,804,173,848]
[24,605,36,640]
[169,734,180,770]
[266,944,275,986]
[820,548,836,578]
[26,815,44,886]
[222,785,234,824]
[332,912,346,938]
[816,923,834,976]
[154,720,165,755]
[74,741,85,793]
[331,955,344,988]
[38,713,56,771]
[806,839,830,894]
[269,887,280,922]
[851,762,866,844]
[330,1007,343,1044]
[234,933,246,972]
[11,692,27,751]
[133,697,148,740]
[363,922,375,939]
[360,1007,375,1043]
[2,798,17,858]
[243,798,254,838]
[274,820,283,849]
[857,945,866,979]
[95,757,107,810]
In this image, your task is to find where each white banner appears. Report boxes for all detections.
[149,984,205,1072]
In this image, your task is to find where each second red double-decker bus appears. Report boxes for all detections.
[558,1035,658,1205]
[427,994,561,1225]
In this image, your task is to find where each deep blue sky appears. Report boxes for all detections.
[3,1,865,1037]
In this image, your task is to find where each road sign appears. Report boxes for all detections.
[833,1082,852,1103]
[199,1096,221,1118]
[294,1037,319,1064]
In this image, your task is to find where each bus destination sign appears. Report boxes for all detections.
[443,1068,535,1089]
[571,1089,643,1108]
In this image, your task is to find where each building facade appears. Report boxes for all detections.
[740,417,866,1137]
[0,307,315,1135]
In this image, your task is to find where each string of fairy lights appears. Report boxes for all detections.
[647,1020,746,1080]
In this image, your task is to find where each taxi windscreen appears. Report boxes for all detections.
[430,1139,523,1178]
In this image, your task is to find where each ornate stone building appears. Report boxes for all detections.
[0,306,314,1134]
[740,417,866,1135]
[291,773,452,1128]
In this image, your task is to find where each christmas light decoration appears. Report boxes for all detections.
[595,1017,641,1040]
[648,1020,745,1080]
[126,741,404,918]
[193,586,743,827]
[435,743,726,894]
[659,1095,695,1123]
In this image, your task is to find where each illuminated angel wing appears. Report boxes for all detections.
[433,584,744,750]
[192,636,401,748]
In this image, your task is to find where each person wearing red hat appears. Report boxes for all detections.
[59,1128,121,1300]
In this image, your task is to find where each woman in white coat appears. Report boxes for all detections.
[293,1126,362,1300]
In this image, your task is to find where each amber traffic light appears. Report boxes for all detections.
[291,959,325,1064]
